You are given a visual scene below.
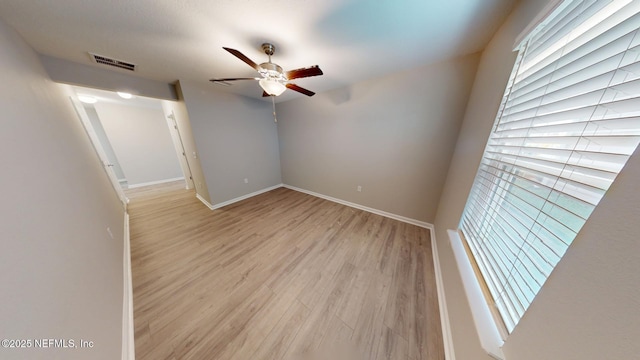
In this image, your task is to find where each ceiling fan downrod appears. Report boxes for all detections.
[262,43,275,63]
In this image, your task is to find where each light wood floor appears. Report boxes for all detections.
[128,183,444,360]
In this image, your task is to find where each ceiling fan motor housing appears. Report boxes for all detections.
[261,43,276,56]
[259,62,287,81]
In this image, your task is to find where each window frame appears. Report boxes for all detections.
[458,0,640,337]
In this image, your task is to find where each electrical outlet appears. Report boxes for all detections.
[357,185,362,192]
[244,178,249,184]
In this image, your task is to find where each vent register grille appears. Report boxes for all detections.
[89,52,136,71]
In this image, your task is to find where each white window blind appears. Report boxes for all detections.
[460,0,640,333]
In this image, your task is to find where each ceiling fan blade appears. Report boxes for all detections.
[210,77,259,82]
[223,47,260,71]
[286,83,315,97]
[285,65,323,80]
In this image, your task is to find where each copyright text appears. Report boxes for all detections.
[1,338,94,349]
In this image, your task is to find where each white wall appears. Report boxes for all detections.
[178,80,282,206]
[276,54,479,223]
[431,0,640,358]
[0,19,124,360]
[93,102,183,187]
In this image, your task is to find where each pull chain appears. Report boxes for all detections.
[272,95,277,123]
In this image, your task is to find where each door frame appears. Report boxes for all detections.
[166,111,195,189]
[70,97,129,208]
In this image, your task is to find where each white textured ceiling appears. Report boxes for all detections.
[0,0,517,102]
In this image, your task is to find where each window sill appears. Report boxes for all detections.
[447,229,505,360]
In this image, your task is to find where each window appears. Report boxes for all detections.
[460,0,640,334]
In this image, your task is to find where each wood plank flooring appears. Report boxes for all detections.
[128,183,444,360]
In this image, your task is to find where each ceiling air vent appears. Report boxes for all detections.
[89,52,136,71]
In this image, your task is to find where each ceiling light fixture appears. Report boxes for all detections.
[117,91,133,99]
[210,43,322,98]
[259,78,286,96]
[78,95,97,104]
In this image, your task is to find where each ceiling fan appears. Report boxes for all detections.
[210,43,323,97]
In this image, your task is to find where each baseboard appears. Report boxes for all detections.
[122,212,135,360]
[282,184,432,229]
[196,193,215,210]
[127,177,185,189]
[210,184,284,210]
[430,226,456,360]
[196,182,432,229]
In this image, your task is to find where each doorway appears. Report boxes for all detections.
[68,86,192,192]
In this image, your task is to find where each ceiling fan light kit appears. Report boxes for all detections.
[259,78,286,96]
